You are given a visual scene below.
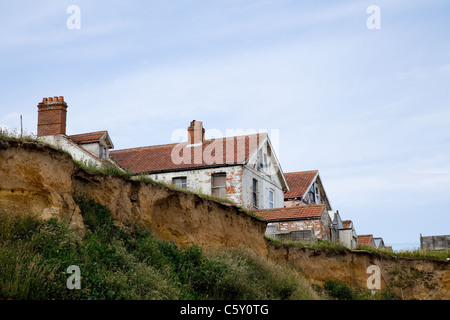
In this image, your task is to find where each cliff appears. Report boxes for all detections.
[0,137,448,300]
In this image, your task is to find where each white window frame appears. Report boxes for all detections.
[268,189,274,209]
[173,176,187,189]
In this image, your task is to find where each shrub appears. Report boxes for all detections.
[324,279,353,300]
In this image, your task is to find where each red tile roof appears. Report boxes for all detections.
[284,170,318,199]
[256,204,326,222]
[342,220,353,229]
[357,234,373,246]
[68,131,108,144]
[110,133,266,174]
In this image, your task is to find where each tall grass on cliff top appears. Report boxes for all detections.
[0,198,316,300]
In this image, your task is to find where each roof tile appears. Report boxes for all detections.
[256,204,326,221]
[284,170,318,199]
[357,234,373,246]
[68,131,108,144]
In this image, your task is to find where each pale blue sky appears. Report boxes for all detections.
[1,0,449,251]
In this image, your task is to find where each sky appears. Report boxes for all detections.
[1,0,449,251]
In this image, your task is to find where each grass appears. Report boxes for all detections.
[0,198,317,300]
[266,236,350,252]
[0,127,38,143]
[322,279,398,300]
[356,245,449,261]
[73,159,133,180]
[266,236,449,261]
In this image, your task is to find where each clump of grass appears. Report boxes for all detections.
[74,159,132,180]
[0,127,37,143]
[322,279,398,300]
[265,236,350,252]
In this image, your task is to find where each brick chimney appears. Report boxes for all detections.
[37,96,68,137]
[187,120,205,145]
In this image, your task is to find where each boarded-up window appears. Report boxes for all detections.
[212,173,226,198]
[173,177,187,189]
[291,229,315,242]
[253,179,258,208]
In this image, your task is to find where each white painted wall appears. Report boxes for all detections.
[241,166,284,210]
[38,134,104,167]
[146,166,244,205]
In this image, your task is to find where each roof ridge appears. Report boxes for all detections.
[68,130,108,137]
[256,204,325,212]
[110,132,266,154]
[285,170,319,175]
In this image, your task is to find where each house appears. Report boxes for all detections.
[357,234,376,248]
[36,96,117,168]
[340,220,358,249]
[373,237,386,250]
[329,210,358,249]
[256,204,332,241]
[110,120,289,210]
[283,170,332,210]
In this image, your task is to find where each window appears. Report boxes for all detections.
[269,189,274,209]
[315,185,320,204]
[99,145,107,159]
[257,150,263,170]
[252,179,258,208]
[212,173,226,198]
[172,177,187,189]
[309,184,315,203]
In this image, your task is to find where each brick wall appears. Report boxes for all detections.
[37,97,67,137]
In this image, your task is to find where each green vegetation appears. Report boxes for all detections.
[266,236,350,252]
[0,198,316,300]
[356,245,449,261]
[73,159,133,180]
[265,236,449,262]
[0,128,38,143]
[323,279,398,300]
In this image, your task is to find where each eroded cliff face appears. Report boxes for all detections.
[0,137,448,300]
[267,242,450,300]
[0,139,85,236]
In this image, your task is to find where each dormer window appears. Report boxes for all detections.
[99,145,107,160]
